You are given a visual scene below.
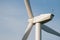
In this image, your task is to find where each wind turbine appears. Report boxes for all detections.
[22,0,60,40]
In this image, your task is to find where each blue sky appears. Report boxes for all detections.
[0,0,60,40]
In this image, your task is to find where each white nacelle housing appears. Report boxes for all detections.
[33,13,54,23]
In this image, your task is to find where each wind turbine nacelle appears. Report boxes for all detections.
[33,13,54,24]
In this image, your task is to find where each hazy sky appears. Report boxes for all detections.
[0,0,60,40]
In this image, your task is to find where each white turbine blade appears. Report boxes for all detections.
[22,23,33,40]
[42,24,60,37]
[24,0,33,18]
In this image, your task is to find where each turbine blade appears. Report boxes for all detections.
[22,23,33,40]
[42,24,60,37]
[24,0,33,18]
